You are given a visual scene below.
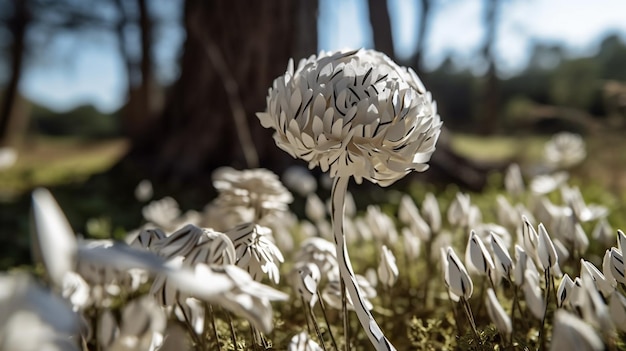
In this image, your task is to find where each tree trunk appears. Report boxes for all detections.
[412,0,432,75]
[480,0,500,134]
[0,0,28,146]
[367,0,395,59]
[122,0,315,185]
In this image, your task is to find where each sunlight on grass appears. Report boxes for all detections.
[450,133,549,162]
[0,137,128,200]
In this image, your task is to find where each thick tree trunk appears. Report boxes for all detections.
[0,0,27,146]
[367,0,395,59]
[123,0,316,184]
[480,0,500,134]
[412,0,432,75]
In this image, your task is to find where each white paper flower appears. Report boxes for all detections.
[142,197,182,229]
[557,273,575,308]
[522,269,545,319]
[465,230,495,277]
[550,310,603,351]
[398,195,431,241]
[421,193,442,234]
[504,163,525,196]
[321,274,376,311]
[490,232,513,280]
[226,223,284,284]
[445,247,473,300]
[513,245,529,287]
[212,167,294,218]
[291,262,321,308]
[537,223,559,272]
[529,172,568,195]
[282,166,318,196]
[377,245,399,288]
[31,188,78,288]
[295,237,339,277]
[98,296,166,351]
[288,331,324,351]
[544,132,587,169]
[485,288,511,337]
[257,49,442,186]
[609,292,626,333]
[609,247,626,286]
[580,259,614,298]
[618,229,626,253]
[447,192,471,228]
[0,273,81,351]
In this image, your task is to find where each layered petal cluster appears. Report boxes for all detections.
[544,132,586,169]
[257,49,442,186]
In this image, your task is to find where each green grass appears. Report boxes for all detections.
[0,136,128,201]
[450,133,549,162]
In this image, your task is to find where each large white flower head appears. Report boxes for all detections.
[257,49,442,186]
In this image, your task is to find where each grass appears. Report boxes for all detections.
[3,131,626,350]
[450,133,549,162]
[0,136,128,201]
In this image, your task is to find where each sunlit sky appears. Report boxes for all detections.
[18,0,626,113]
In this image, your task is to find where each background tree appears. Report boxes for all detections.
[367,0,395,59]
[479,0,501,134]
[0,0,29,146]
[120,0,317,186]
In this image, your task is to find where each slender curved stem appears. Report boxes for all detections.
[318,289,340,351]
[331,176,396,351]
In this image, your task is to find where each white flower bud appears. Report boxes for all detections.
[504,163,524,196]
[609,292,626,333]
[398,195,430,241]
[609,247,626,285]
[447,192,471,228]
[485,288,512,336]
[31,188,78,288]
[289,331,324,351]
[292,262,321,308]
[580,259,614,298]
[305,193,327,222]
[490,232,513,280]
[421,193,441,234]
[618,229,626,253]
[378,245,399,288]
[557,273,575,308]
[465,230,495,277]
[522,269,545,320]
[513,245,528,287]
[445,247,473,300]
[537,223,558,271]
[550,310,603,351]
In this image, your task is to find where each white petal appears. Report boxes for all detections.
[31,188,78,287]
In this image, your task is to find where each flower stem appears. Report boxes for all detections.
[208,304,222,351]
[461,297,480,341]
[318,289,340,351]
[538,269,551,351]
[331,176,396,351]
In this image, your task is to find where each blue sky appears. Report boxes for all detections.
[18,0,626,113]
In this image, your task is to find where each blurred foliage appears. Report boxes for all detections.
[30,104,120,138]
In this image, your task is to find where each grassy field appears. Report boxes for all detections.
[0,136,128,201]
[2,132,626,350]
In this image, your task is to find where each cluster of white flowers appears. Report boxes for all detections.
[2,47,619,350]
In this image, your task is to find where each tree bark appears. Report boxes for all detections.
[480,0,500,134]
[123,0,316,185]
[412,0,432,75]
[0,0,28,146]
[367,0,395,59]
